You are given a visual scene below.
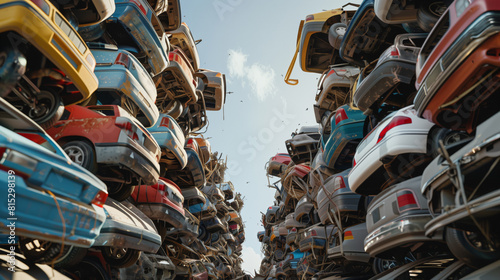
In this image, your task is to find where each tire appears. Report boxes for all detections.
[428,127,469,158]
[101,247,141,268]
[19,238,87,268]
[107,183,135,201]
[328,23,347,50]
[27,89,64,129]
[372,257,399,274]
[62,140,97,173]
[446,227,500,268]
[73,257,111,280]
[417,0,447,32]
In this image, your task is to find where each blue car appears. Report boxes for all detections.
[0,98,107,265]
[89,43,159,127]
[320,104,366,171]
[283,249,305,276]
[148,114,188,171]
[339,0,405,67]
[81,0,169,76]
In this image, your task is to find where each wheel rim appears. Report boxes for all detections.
[29,91,58,121]
[336,27,346,36]
[429,2,446,17]
[22,239,50,254]
[107,247,128,259]
[64,145,85,166]
[465,231,496,252]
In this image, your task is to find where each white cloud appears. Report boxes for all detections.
[247,63,276,101]
[241,245,262,276]
[228,49,247,78]
[227,49,276,102]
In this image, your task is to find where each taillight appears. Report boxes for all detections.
[289,254,294,260]
[397,190,419,212]
[91,190,108,208]
[115,121,139,141]
[333,176,346,191]
[159,117,171,128]
[305,15,314,21]
[114,52,130,69]
[291,227,297,232]
[309,230,317,237]
[344,231,354,240]
[29,0,50,15]
[185,138,198,151]
[326,69,336,78]
[353,158,356,167]
[390,47,400,57]
[129,0,147,15]
[335,108,348,125]
[268,207,273,210]
[377,116,412,144]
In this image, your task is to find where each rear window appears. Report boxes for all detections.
[420,11,450,64]
[89,107,116,116]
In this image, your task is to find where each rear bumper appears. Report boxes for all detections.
[93,199,161,253]
[151,130,188,169]
[355,60,415,113]
[94,68,158,128]
[134,203,185,229]
[95,143,160,185]
[0,171,105,248]
[364,214,443,257]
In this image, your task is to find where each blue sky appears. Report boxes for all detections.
[181,0,361,274]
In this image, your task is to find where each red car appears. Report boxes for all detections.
[130,178,185,240]
[47,105,160,200]
[414,0,500,133]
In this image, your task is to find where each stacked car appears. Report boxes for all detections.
[0,0,249,278]
[259,0,500,279]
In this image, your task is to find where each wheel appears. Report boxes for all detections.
[101,247,141,268]
[107,183,135,201]
[62,140,97,173]
[417,0,447,32]
[328,23,347,50]
[428,127,470,158]
[446,227,500,268]
[372,257,399,274]
[26,89,64,129]
[19,238,87,268]
[72,257,111,280]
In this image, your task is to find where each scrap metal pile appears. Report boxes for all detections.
[258,0,500,279]
[0,0,248,279]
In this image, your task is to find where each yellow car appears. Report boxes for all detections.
[0,0,98,128]
[285,5,357,85]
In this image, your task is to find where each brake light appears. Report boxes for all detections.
[91,190,108,208]
[159,117,171,128]
[29,0,50,15]
[130,0,147,15]
[291,227,297,232]
[335,108,348,125]
[377,116,412,144]
[309,229,317,237]
[344,231,354,240]
[269,207,273,210]
[333,176,346,191]
[390,47,400,57]
[115,121,139,141]
[353,158,356,167]
[185,138,198,151]
[289,254,294,260]
[114,52,130,69]
[305,15,314,21]
[397,190,419,212]
[326,69,336,78]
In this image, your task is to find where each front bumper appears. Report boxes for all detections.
[95,143,160,185]
[0,0,98,100]
[94,68,159,128]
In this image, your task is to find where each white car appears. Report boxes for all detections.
[348,106,435,195]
